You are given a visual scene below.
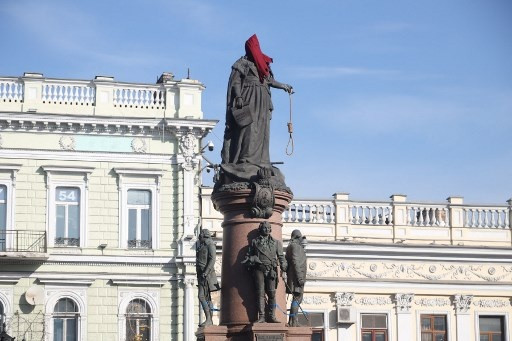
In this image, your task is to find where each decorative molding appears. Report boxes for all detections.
[182,277,196,288]
[179,133,197,170]
[307,260,512,283]
[0,112,216,138]
[473,299,511,308]
[37,277,94,285]
[334,292,354,307]
[302,296,329,305]
[453,294,473,314]
[355,296,392,306]
[131,137,147,153]
[415,298,450,307]
[111,279,167,286]
[59,135,75,150]
[394,293,414,313]
[0,148,178,164]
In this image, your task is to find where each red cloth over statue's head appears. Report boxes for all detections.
[245,34,273,83]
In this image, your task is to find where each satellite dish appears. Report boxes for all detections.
[25,286,44,305]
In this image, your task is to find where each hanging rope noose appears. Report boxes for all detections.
[286,91,295,156]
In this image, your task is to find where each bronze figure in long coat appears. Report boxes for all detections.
[285,229,307,327]
[196,229,220,327]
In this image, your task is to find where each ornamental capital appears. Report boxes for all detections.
[334,292,354,307]
[394,293,414,313]
[453,294,473,314]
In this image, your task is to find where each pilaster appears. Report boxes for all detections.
[334,292,354,341]
[394,293,414,341]
[454,294,473,341]
[183,277,197,341]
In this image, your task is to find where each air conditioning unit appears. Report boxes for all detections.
[337,306,355,324]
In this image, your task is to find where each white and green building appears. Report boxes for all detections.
[0,72,216,341]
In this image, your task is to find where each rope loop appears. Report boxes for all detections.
[286,92,294,156]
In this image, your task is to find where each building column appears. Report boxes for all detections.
[183,278,196,341]
[334,292,355,341]
[394,293,414,341]
[454,294,473,341]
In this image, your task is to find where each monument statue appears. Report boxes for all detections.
[285,230,307,327]
[242,221,288,323]
[196,229,220,327]
[220,34,293,189]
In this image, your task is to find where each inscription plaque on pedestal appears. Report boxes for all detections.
[255,334,284,341]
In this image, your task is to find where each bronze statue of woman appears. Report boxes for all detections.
[220,34,293,184]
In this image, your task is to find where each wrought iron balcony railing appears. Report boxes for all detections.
[128,239,152,249]
[0,230,47,253]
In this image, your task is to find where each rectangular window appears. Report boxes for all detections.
[361,314,388,341]
[0,185,6,251]
[297,312,324,341]
[421,314,447,341]
[127,189,152,249]
[479,316,504,341]
[54,187,80,247]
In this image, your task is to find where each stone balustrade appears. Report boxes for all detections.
[0,72,204,119]
[200,188,512,246]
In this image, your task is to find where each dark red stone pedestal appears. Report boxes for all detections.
[199,189,312,340]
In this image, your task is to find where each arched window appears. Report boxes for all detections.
[53,297,78,341]
[126,299,151,341]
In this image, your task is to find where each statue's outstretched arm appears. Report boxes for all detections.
[268,77,293,93]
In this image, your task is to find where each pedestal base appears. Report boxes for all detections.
[196,323,313,341]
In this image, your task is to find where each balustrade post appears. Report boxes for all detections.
[333,192,350,241]
[447,196,464,246]
[390,194,407,243]
[507,198,512,246]
[177,79,205,119]
[93,76,115,116]
[21,72,44,112]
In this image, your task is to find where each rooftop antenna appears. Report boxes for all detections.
[187,68,190,79]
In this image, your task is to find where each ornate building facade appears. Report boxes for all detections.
[201,188,512,341]
[0,72,215,340]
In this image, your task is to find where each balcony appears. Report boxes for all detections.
[0,230,48,259]
[201,188,512,247]
[0,72,204,119]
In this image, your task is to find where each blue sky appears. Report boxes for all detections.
[1,0,511,204]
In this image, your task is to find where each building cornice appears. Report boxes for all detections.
[0,148,178,164]
[304,241,512,263]
[0,111,217,137]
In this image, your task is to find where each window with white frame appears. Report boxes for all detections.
[114,168,161,250]
[361,314,388,341]
[53,297,79,341]
[0,165,20,252]
[54,187,81,247]
[127,190,152,248]
[118,290,159,341]
[126,299,152,341]
[0,185,6,252]
[43,166,93,248]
